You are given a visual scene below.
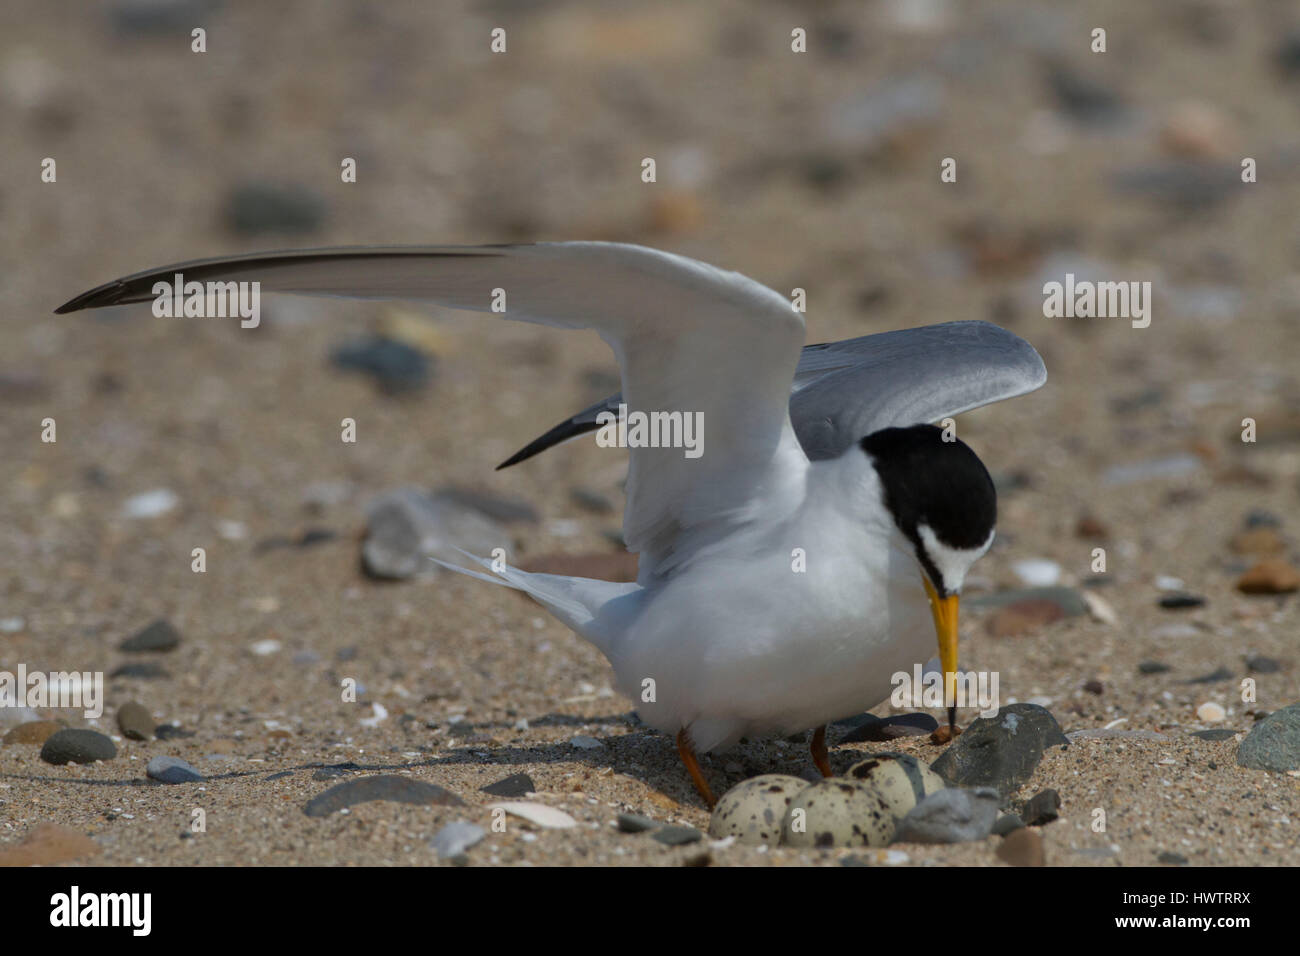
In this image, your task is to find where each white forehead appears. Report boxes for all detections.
[917,523,995,593]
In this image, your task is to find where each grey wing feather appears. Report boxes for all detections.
[499,320,1045,467]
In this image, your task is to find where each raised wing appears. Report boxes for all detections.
[56,242,809,578]
[498,320,1046,466]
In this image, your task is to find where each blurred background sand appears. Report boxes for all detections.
[1,0,1299,866]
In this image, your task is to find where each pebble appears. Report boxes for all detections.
[930,704,1069,796]
[40,729,117,765]
[570,735,604,750]
[480,772,536,798]
[996,827,1045,866]
[1187,667,1233,684]
[893,787,1000,844]
[361,487,506,580]
[708,774,809,846]
[116,702,154,740]
[249,639,282,657]
[1236,702,1300,772]
[121,488,178,518]
[651,825,703,846]
[146,755,204,784]
[431,821,486,860]
[1245,655,1281,674]
[1157,851,1189,865]
[110,661,169,679]
[1138,660,1171,675]
[617,813,663,833]
[2,720,64,746]
[1075,515,1109,539]
[303,776,464,817]
[489,802,578,829]
[992,813,1025,836]
[1082,679,1104,695]
[1245,509,1281,529]
[781,779,898,848]
[120,619,181,652]
[331,335,432,395]
[155,724,194,741]
[224,182,325,235]
[0,822,101,866]
[1011,558,1061,587]
[1237,559,1300,594]
[1020,788,1061,826]
[1159,593,1206,610]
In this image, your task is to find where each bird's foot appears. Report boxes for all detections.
[811,724,833,777]
[676,729,716,809]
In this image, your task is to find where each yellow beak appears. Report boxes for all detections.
[922,577,960,731]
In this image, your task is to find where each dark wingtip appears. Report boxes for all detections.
[53,282,127,314]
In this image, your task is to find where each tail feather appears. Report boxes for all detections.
[431,549,641,653]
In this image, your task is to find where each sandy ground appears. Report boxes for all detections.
[2,1,1299,866]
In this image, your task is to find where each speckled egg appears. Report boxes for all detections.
[708,774,810,846]
[780,778,898,848]
[846,752,946,822]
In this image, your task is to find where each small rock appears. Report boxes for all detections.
[570,735,604,750]
[224,182,325,235]
[1236,702,1300,772]
[120,619,181,652]
[121,488,178,519]
[40,729,116,765]
[1245,655,1281,674]
[331,335,432,395]
[116,702,154,740]
[651,825,703,846]
[893,787,999,844]
[1237,560,1300,594]
[1244,509,1281,529]
[431,821,486,859]
[617,813,663,833]
[996,827,1045,866]
[1157,850,1189,865]
[1011,558,1061,587]
[2,720,64,746]
[1159,593,1206,610]
[146,755,204,784]
[1020,788,1061,826]
[1187,667,1233,684]
[489,802,578,829]
[303,776,464,817]
[1075,515,1109,539]
[1082,679,1104,695]
[930,704,1069,796]
[480,772,535,798]
[1138,660,1171,675]
[0,823,100,866]
[154,724,194,741]
[992,813,1025,836]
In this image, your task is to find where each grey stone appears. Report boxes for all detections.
[992,813,1025,836]
[147,755,204,784]
[929,704,1069,796]
[617,813,662,833]
[110,662,169,679]
[893,787,1000,844]
[651,825,703,846]
[120,619,180,653]
[116,702,154,740]
[1020,788,1061,826]
[40,729,116,765]
[331,336,431,395]
[431,821,486,859]
[303,775,464,817]
[1236,702,1300,772]
[1191,729,1239,742]
[480,772,535,798]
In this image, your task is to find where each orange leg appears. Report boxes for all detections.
[676,729,716,808]
[811,724,833,777]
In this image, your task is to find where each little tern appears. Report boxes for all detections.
[57,242,1046,806]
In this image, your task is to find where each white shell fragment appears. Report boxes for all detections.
[490,801,578,829]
